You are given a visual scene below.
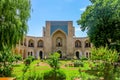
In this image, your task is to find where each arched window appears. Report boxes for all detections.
[75,40,81,48]
[37,40,43,47]
[85,52,91,58]
[85,40,91,48]
[56,37,62,47]
[86,52,89,58]
[28,52,33,56]
[28,39,34,47]
[28,52,30,56]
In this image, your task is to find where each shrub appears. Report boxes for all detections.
[80,56,88,61]
[14,54,22,61]
[14,54,22,63]
[43,70,66,80]
[47,52,60,70]
[74,61,84,67]
[24,56,35,66]
[27,73,42,80]
[87,47,119,80]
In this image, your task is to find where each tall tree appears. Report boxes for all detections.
[0,0,31,50]
[77,0,120,48]
[0,0,31,77]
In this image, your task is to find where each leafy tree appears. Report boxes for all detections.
[45,52,66,80]
[0,0,31,77]
[87,47,119,80]
[47,52,60,70]
[77,0,120,48]
[0,0,31,50]
[0,46,15,77]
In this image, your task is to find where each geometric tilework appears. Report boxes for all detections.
[50,21,68,35]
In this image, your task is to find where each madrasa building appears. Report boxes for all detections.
[15,21,92,59]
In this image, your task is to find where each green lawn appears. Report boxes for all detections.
[12,60,95,80]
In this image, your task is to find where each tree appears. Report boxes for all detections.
[44,52,66,80]
[77,0,120,48]
[0,0,31,77]
[0,0,31,50]
[0,46,15,76]
[87,47,119,80]
[47,52,60,70]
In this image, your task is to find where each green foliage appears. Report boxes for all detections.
[77,0,120,48]
[74,60,84,67]
[14,54,22,63]
[47,52,60,70]
[24,56,35,66]
[0,0,31,77]
[0,0,31,50]
[0,46,15,77]
[80,56,88,61]
[43,70,66,80]
[22,65,29,80]
[91,47,118,62]
[46,52,66,80]
[27,73,42,80]
[86,47,119,80]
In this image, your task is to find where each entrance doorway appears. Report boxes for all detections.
[57,50,62,58]
[76,51,79,59]
[39,51,43,59]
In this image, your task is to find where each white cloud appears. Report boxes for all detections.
[75,27,81,32]
[80,7,86,11]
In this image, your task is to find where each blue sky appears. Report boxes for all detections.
[27,0,91,37]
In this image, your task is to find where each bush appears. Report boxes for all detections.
[80,56,88,61]
[28,56,35,61]
[74,61,84,67]
[43,70,66,80]
[47,52,60,70]
[27,73,42,80]
[14,54,22,63]
[24,56,35,66]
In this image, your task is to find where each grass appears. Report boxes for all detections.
[12,60,95,80]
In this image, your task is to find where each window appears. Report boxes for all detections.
[56,37,62,47]
[28,39,34,47]
[85,40,91,48]
[86,52,91,58]
[28,52,30,56]
[75,40,81,48]
[38,40,43,47]
[86,52,89,58]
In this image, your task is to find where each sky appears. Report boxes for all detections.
[27,0,91,37]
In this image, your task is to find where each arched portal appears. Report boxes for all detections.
[52,30,67,54]
[39,51,43,59]
[76,51,79,59]
[57,50,62,58]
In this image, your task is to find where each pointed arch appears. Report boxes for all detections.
[85,40,91,48]
[75,40,81,48]
[37,40,44,47]
[28,39,34,47]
